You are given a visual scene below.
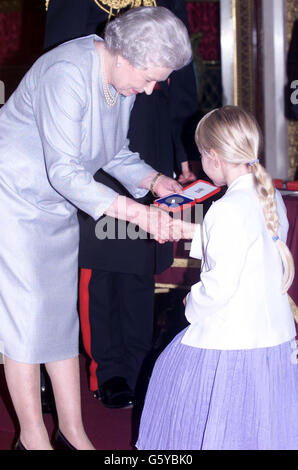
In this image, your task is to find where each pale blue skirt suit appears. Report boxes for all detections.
[0,35,153,363]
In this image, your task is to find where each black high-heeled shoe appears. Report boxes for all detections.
[54,430,77,450]
[14,440,27,450]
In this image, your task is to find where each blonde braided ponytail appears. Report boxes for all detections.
[251,162,294,293]
[195,106,295,293]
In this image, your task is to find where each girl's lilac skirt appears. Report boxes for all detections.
[136,328,298,450]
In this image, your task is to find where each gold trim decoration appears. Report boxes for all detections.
[286,0,298,181]
[288,121,298,180]
[154,258,201,292]
[93,0,156,19]
[154,287,171,293]
[46,0,157,15]
[232,0,238,105]
[233,0,255,114]
[172,258,201,269]
[155,283,190,291]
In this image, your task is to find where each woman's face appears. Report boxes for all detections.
[110,55,172,96]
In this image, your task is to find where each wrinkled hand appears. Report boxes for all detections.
[153,175,183,197]
[178,161,200,185]
[137,206,185,244]
[105,196,196,244]
[139,209,197,244]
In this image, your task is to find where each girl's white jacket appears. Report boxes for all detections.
[182,173,296,350]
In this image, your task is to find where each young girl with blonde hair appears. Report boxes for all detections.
[137,106,298,450]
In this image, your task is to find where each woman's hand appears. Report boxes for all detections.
[137,205,182,244]
[105,195,197,243]
[140,210,197,244]
[105,196,184,244]
[153,174,183,197]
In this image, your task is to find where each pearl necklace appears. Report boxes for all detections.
[99,47,119,107]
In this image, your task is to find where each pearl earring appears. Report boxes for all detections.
[116,63,120,68]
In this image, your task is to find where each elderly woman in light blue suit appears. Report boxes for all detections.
[0,7,193,450]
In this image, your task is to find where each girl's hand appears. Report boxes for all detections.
[104,196,194,244]
[137,206,181,244]
[135,205,198,243]
[171,219,197,240]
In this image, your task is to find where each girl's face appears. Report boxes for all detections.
[201,151,226,187]
[110,56,172,97]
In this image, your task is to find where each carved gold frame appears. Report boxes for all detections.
[231,0,297,179]
[190,0,296,179]
[232,0,255,113]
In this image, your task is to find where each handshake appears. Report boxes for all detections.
[105,173,199,243]
[137,205,196,244]
[141,172,197,243]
